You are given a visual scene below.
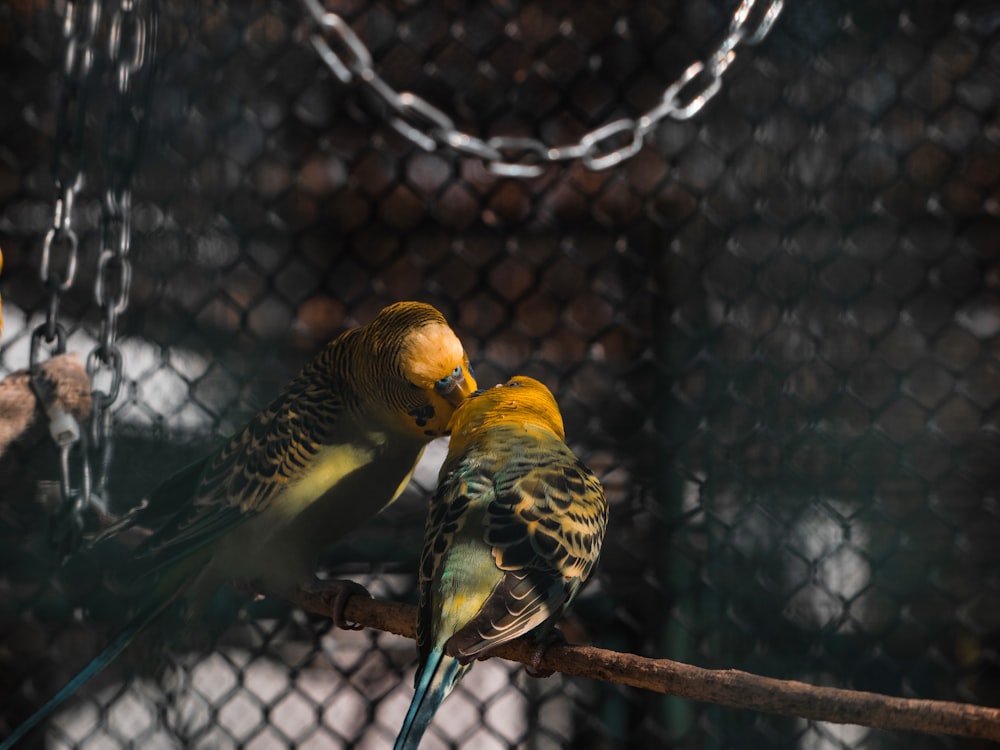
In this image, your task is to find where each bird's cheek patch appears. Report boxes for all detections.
[408,403,436,428]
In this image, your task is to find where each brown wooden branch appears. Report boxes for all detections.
[282,588,1000,743]
[0,355,92,515]
[0,353,92,457]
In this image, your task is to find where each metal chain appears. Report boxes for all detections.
[88,0,156,507]
[30,0,156,556]
[31,0,101,371]
[29,0,104,552]
[300,0,784,177]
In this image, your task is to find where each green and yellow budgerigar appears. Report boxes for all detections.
[1,301,477,750]
[393,376,608,750]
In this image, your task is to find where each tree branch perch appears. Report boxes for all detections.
[281,588,1000,743]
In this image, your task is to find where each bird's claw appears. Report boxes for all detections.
[524,629,567,678]
[306,579,372,631]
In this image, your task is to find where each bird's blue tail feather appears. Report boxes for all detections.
[393,647,466,750]
[0,587,182,750]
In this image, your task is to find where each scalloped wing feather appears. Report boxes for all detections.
[419,437,607,665]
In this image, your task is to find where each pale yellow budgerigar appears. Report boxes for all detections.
[394,376,608,750]
[1,301,477,749]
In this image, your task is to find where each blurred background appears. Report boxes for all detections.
[1,0,999,748]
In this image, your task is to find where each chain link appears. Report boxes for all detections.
[30,0,156,550]
[31,0,102,368]
[87,0,157,507]
[29,366,91,559]
[28,0,104,553]
[301,0,783,177]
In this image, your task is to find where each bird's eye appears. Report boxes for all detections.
[437,365,461,385]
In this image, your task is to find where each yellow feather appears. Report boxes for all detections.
[397,373,607,750]
[274,442,376,518]
[400,322,466,387]
[0,301,482,750]
[446,376,564,457]
[433,540,501,637]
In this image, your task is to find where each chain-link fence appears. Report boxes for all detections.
[2,0,999,748]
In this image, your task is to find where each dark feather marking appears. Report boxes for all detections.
[417,431,607,674]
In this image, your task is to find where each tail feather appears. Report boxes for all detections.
[393,648,467,750]
[0,587,182,750]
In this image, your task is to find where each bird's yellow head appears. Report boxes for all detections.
[447,376,565,456]
[362,301,477,439]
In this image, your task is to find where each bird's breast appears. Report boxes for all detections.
[216,431,426,589]
[274,441,379,520]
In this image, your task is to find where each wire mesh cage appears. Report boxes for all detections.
[1,0,999,748]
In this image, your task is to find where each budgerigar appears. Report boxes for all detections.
[1,301,477,749]
[393,376,608,750]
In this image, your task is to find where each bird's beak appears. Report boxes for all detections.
[444,362,478,407]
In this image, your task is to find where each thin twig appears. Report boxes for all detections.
[282,588,1000,743]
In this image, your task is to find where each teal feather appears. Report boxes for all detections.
[3,302,477,748]
[0,583,184,750]
[393,647,468,750]
[394,377,608,749]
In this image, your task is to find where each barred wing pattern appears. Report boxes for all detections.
[418,436,607,666]
[130,354,349,577]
